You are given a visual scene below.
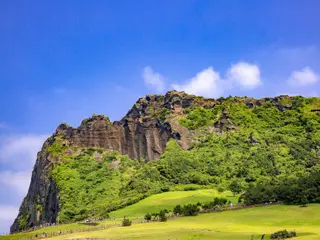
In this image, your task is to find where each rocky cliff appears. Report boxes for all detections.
[10,138,59,233]
[11,91,299,233]
[10,91,215,233]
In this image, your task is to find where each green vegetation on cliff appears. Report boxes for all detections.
[51,149,143,222]
[17,214,30,231]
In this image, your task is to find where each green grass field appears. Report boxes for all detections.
[45,204,320,240]
[110,189,237,219]
[3,190,320,240]
[1,189,234,240]
[0,220,121,240]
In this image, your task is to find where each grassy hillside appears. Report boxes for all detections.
[110,189,237,218]
[0,221,121,240]
[45,204,320,240]
[2,189,235,240]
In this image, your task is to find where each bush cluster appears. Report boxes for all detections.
[145,209,169,222]
[180,204,199,216]
[159,210,168,222]
[271,230,296,239]
[202,197,228,210]
[144,213,152,221]
[122,218,132,227]
[242,170,320,205]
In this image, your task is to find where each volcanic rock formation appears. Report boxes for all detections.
[10,91,213,233]
[11,91,295,233]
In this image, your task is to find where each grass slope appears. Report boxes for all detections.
[0,221,121,240]
[46,204,320,240]
[2,189,235,240]
[110,189,237,218]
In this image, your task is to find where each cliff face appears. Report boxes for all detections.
[11,91,214,233]
[50,90,217,161]
[10,139,59,233]
[55,115,172,161]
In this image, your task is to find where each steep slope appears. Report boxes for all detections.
[11,91,320,233]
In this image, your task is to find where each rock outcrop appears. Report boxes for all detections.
[51,90,213,161]
[55,115,173,161]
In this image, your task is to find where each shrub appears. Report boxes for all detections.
[173,205,182,214]
[151,212,159,217]
[179,107,217,130]
[182,204,199,216]
[122,218,132,227]
[159,210,168,222]
[162,209,169,214]
[270,230,296,239]
[202,197,228,210]
[161,186,170,192]
[213,197,228,206]
[144,213,152,221]
[159,108,170,121]
[202,202,211,210]
[217,186,225,193]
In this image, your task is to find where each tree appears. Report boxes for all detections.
[229,180,243,196]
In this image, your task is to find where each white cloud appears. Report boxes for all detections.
[0,134,47,233]
[287,67,319,87]
[172,67,223,98]
[170,62,262,98]
[0,205,19,234]
[226,62,262,88]
[0,205,18,221]
[0,134,48,168]
[142,66,166,93]
[0,171,31,196]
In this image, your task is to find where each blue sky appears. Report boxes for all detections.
[0,0,319,233]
